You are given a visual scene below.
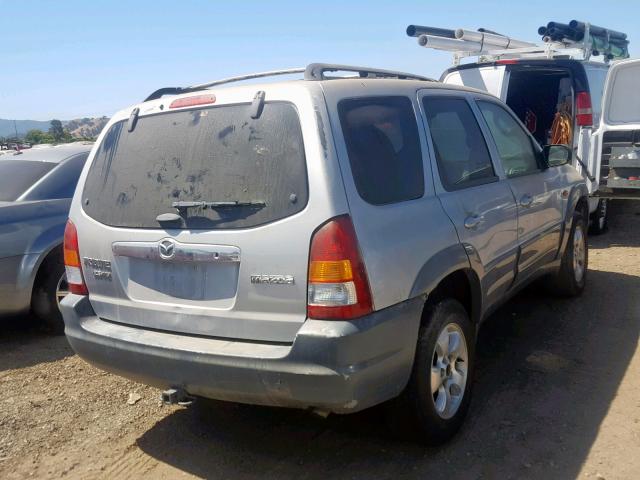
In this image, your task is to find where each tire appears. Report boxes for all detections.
[589,198,608,235]
[387,299,475,445]
[551,209,588,297]
[31,254,67,334]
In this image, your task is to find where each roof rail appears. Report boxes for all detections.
[143,63,434,101]
[304,63,435,81]
[188,68,305,90]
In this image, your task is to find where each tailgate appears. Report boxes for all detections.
[74,86,337,343]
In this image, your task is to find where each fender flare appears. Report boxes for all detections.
[560,183,590,254]
[409,243,483,324]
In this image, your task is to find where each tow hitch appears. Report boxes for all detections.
[161,388,195,406]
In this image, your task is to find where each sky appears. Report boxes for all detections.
[1,0,638,120]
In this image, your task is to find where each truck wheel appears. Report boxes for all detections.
[589,199,608,235]
[388,299,475,445]
[31,255,67,334]
[551,209,588,297]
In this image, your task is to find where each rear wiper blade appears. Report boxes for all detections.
[172,200,266,210]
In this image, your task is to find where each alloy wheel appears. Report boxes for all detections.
[430,322,469,419]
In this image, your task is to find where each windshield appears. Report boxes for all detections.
[82,101,308,229]
[0,160,56,201]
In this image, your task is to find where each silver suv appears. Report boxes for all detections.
[61,64,589,444]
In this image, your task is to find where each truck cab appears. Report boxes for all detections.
[438,51,640,234]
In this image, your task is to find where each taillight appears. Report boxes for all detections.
[307,216,373,320]
[169,94,216,109]
[576,91,593,126]
[496,59,518,65]
[63,220,88,295]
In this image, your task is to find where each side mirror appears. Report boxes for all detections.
[544,144,572,167]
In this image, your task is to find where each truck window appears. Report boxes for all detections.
[338,96,424,205]
[477,101,540,178]
[422,96,496,190]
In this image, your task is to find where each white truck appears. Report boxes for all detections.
[410,22,640,234]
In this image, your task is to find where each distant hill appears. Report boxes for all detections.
[0,117,109,139]
[64,117,109,139]
[0,119,50,137]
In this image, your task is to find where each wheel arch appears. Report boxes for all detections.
[409,243,483,327]
[31,243,63,301]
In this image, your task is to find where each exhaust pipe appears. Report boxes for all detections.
[161,388,195,406]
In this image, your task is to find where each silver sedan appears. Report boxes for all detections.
[0,144,91,332]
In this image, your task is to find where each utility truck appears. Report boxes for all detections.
[409,21,640,233]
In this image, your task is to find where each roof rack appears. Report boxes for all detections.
[143,63,434,101]
[303,63,434,81]
[448,43,597,66]
[410,22,628,66]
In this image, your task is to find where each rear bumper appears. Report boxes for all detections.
[61,295,423,413]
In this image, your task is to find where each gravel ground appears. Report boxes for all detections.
[1,201,639,480]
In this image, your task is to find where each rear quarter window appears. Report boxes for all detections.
[82,102,308,229]
[338,96,424,205]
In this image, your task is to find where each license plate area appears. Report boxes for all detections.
[149,262,206,300]
[112,240,241,308]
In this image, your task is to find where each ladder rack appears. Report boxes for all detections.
[412,22,621,66]
[449,42,595,66]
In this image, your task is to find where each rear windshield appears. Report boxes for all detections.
[82,102,308,229]
[0,160,55,201]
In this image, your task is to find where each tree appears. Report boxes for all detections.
[25,129,45,144]
[25,129,55,145]
[49,119,64,141]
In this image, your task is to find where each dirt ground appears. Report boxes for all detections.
[1,201,639,480]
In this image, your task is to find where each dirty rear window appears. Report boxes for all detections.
[82,102,308,229]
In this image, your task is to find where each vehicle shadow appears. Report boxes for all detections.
[136,268,640,479]
[0,314,73,372]
[590,200,640,249]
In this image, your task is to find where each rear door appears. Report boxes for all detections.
[420,92,518,309]
[74,85,340,343]
[475,99,565,280]
[592,59,640,198]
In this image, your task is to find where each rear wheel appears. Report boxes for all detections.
[388,299,475,445]
[551,209,588,297]
[589,198,608,235]
[32,254,66,334]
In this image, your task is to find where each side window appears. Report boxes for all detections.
[338,96,424,205]
[22,153,88,201]
[477,101,540,178]
[422,96,497,190]
[422,96,496,190]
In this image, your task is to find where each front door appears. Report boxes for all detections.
[420,93,519,310]
[475,99,565,280]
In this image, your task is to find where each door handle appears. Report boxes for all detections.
[464,214,484,230]
[520,194,534,208]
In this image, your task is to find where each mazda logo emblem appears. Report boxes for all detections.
[158,239,176,260]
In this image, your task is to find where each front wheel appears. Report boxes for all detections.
[387,299,475,445]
